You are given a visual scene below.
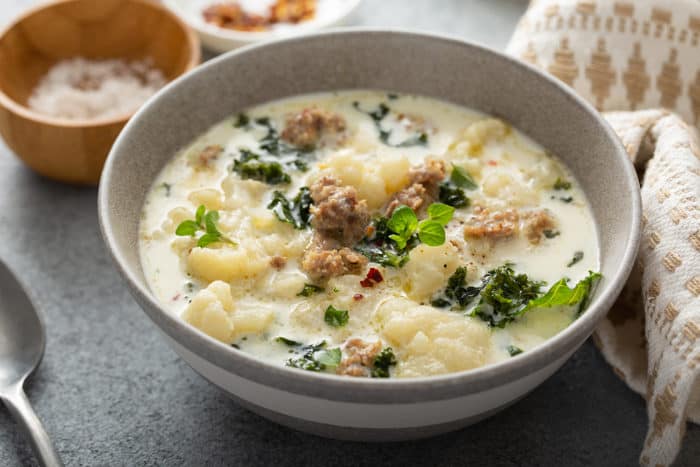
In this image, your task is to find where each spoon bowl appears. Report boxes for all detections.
[0,261,45,386]
[0,260,63,466]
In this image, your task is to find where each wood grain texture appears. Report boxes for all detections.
[0,0,200,184]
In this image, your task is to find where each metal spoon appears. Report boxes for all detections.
[0,260,63,467]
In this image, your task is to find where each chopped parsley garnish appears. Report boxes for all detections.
[175,205,234,248]
[297,283,324,297]
[553,178,572,190]
[324,305,349,327]
[267,186,312,229]
[353,101,429,148]
[567,251,584,267]
[507,345,523,357]
[371,347,397,378]
[433,264,602,327]
[233,113,250,128]
[543,229,560,239]
[285,341,341,372]
[355,203,453,267]
[232,149,291,185]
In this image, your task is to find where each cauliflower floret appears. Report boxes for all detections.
[188,188,224,210]
[182,281,235,343]
[187,245,267,283]
[403,242,460,302]
[376,298,491,377]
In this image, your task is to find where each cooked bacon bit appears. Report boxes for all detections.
[301,247,368,281]
[464,206,519,239]
[353,293,364,301]
[190,144,223,168]
[270,255,287,270]
[202,3,268,31]
[360,267,384,288]
[270,0,316,24]
[336,339,382,377]
[309,176,370,246]
[487,160,498,166]
[522,210,557,245]
[385,158,446,215]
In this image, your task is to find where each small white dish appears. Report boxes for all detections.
[163,0,363,53]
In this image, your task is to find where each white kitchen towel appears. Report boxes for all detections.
[507,1,700,466]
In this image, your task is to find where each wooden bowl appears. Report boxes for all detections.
[0,0,200,185]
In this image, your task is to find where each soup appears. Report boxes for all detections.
[139,90,600,378]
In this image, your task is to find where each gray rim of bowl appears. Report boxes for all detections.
[98,28,641,405]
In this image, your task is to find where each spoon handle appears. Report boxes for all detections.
[1,383,64,467]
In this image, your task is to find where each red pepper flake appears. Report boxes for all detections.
[487,160,498,166]
[172,293,181,302]
[360,267,384,288]
[353,293,364,301]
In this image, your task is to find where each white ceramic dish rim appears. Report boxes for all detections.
[98,28,641,404]
[163,0,363,43]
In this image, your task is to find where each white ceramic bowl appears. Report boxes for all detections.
[163,0,363,53]
[98,30,641,441]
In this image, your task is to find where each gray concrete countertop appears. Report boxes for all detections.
[0,1,698,465]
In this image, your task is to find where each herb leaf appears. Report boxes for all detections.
[297,283,324,297]
[316,348,342,367]
[567,251,584,267]
[233,150,291,185]
[175,220,199,236]
[371,347,397,378]
[276,336,303,346]
[267,187,312,229]
[520,271,601,315]
[175,205,234,248]
[353,101,429,148]
[430,266,484,309]
[387,206,418,244]
[417,220,445,246]
[324,305,349,327]
[543,229,560,239]
[285,341,341,372]
[234,113,250,128]
[438,182,470,208]
[470,264,545,328]
[426,202,455,226]
[450,164,478,190]
[507,345,523,357]
[553,178,572,190]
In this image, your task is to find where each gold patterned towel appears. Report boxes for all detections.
[507,1,700,466]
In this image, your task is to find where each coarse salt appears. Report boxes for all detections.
[27,57,167,120]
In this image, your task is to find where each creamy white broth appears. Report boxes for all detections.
[139,90,599,378]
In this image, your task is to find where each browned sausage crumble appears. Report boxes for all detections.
[189,145,223,169]
[336,339,383,377]
[464,206,557,244]
[464,206,519,239]
[281,107,347,150]
[385,158,446,215]
[301,176,371,280]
